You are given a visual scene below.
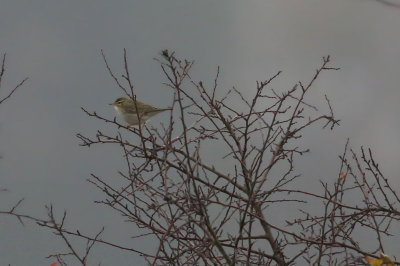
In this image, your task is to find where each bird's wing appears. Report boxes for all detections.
[136,101,157,112]
[124,101,156,113]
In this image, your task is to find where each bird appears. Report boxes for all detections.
[110,97,171,126]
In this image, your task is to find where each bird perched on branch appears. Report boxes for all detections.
[110,97,171,126]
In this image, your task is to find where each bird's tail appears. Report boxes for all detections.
[150,108,172,113]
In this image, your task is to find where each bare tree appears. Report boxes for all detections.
[2,50,399,265]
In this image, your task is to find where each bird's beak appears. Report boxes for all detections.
[109,103,115,106]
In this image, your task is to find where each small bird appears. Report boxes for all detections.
[110,97,171,126]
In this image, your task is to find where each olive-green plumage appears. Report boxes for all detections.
[110,97,171,126]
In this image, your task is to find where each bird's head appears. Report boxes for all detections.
[109,97,131,107]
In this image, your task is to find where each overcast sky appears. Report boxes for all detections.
[1,0,400,265]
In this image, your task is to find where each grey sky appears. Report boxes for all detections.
[1,0,400,265]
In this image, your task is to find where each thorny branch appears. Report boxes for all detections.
[2,50,400,265]
[0,53,28,105]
